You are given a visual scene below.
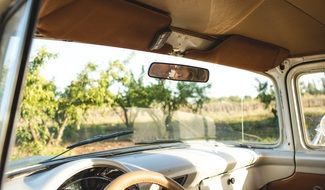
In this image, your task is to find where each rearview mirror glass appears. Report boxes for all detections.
[148,62,209,82]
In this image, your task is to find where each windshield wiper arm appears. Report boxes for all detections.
[67,130,133,149]
[45,130,133,162]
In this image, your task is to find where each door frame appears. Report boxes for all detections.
[0,0,40,187]
[286,57,325,174]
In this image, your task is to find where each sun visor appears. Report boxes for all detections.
[37,0,171,51]
[186,35,289,72]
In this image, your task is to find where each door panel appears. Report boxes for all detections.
[253,149,294,189]
[267,172,325,190]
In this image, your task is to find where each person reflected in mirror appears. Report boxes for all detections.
[149,63,173,79]
[170,65,208,81]
[149,63,208,82]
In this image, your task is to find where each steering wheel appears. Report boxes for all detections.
[104,170,185,190]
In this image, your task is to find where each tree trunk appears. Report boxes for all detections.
[39,119,54,144]
[165,114,173,139]
[44,124,54,144]
[129,110,139,130]
[203,117,209,140]
[28,121,39,143]
[122,107,131,129]
[55,119,68,145]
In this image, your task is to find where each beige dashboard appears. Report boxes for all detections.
[4,142,294,190]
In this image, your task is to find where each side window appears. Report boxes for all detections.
[0,0,36,181]
[212,69,280,145]
[298,72,325,146]
[0,2,31,138]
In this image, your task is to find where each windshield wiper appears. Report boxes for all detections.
[234,143,270,149]
[46,130,133,161]
[135,139,182,145]
[67,130,133,149]
[235,143,253,148]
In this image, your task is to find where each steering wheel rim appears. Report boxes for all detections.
[104,170,185,190]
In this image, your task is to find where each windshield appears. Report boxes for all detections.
[8,39,279,171]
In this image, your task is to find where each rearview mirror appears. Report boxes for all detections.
[148,62,209,82]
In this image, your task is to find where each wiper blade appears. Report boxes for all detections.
[136,139,182,145]
[67,130,133,149]
[235,143,253,148]
[46,130,133,161]
[234,143,270,149]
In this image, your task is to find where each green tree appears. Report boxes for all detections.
[150,80,211,137]
[18,49,134,146]
[52,63,97,144]
[18,48,57,145]
[255,79,276,117]
[300,78,325,96]
[53,60,130,144]
[53,62,113,143]
[307,82,319,95]
[114,66,153,129]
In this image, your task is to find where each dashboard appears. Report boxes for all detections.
[4,142,261,190]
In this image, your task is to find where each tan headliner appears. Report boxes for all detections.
[37,0,171,51]
[35,0,324,71]
[138,0,325,56]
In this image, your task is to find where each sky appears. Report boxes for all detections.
[29,39,272,98]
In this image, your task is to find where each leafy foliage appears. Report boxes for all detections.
[300,78,325,96]
[114,65,212,130]
[150,80,211,128]
[16,48,212,149]
[255,79,276,117]
[255,79,275,108]
[158,81,210,113]
[18,48,57,145]
[18,50,131,145]
[53,63,100,143]
[53,61,130,144]
[114,66,153,128]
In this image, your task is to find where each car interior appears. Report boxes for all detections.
[0,0,325,190]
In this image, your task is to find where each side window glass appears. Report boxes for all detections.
[0,2,30,133]
[298,72,325,146]
[213,71,280,144]
[0,1,35,178]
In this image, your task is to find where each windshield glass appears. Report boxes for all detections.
[8,39,280,171]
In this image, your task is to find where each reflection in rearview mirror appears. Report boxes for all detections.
[148,62,209,82]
